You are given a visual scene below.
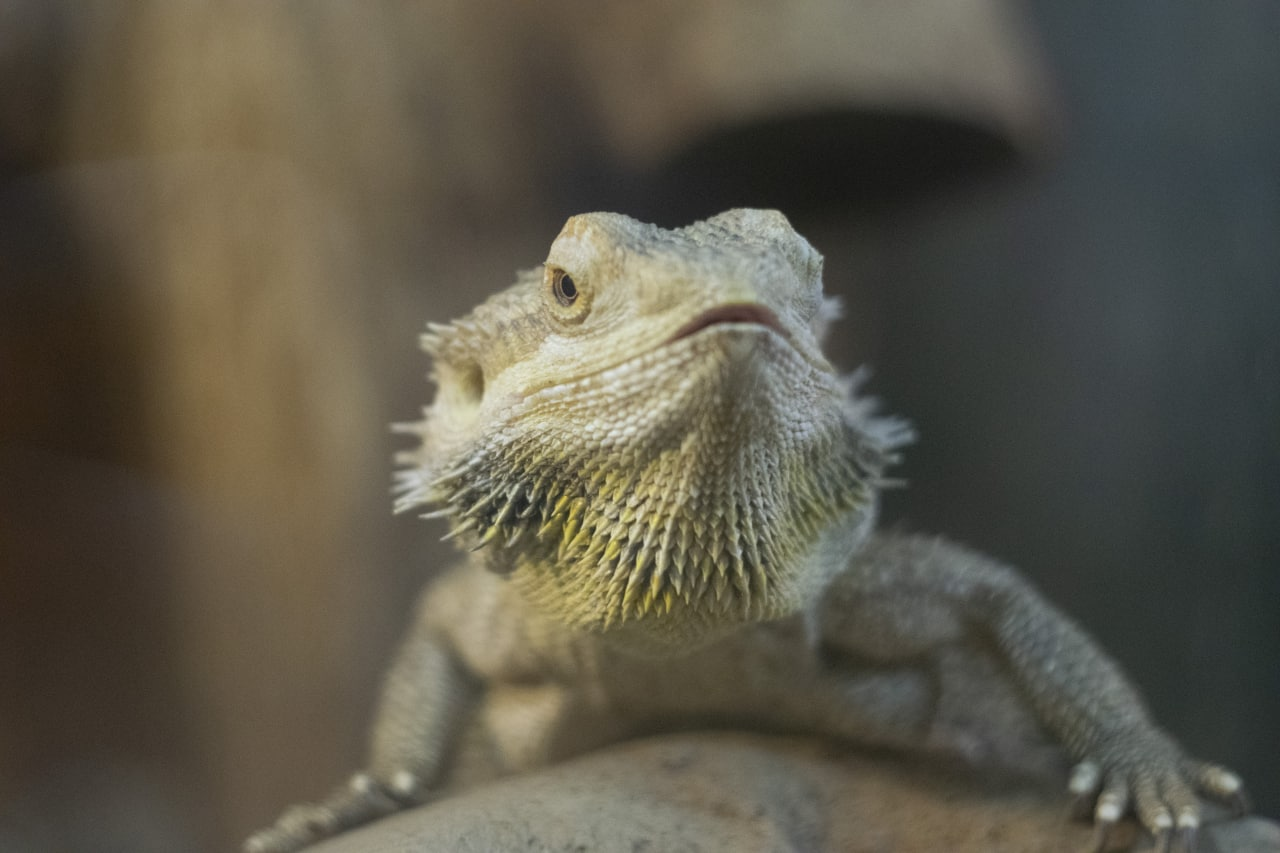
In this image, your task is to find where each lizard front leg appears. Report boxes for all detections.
[824,532,1247,852]
[244,613,479,853]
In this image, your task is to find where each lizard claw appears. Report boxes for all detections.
[1067,732,1247,853]
[244,771,423,853]
[1078,761,1132,852]
[1068,759,1103,821]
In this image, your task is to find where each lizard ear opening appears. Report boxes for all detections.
[438,357,485,409]
[456,360,485,404]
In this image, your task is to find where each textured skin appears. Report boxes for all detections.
[245,210,1246,853]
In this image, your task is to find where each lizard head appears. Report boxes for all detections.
[396,209,911,653]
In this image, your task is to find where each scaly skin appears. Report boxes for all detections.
[245,209,1246,853]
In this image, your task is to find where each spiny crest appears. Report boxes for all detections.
[416,321,458,359]
[839,367,916,462]
[416,269,545,380]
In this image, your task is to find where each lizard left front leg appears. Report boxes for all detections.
[244,608,479,853]
[824,532,1247,851]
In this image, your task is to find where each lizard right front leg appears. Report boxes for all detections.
[822,532,1247,852]
[244,626,478,853]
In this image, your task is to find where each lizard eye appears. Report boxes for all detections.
[550,267,577,306]
[544,265,591,324]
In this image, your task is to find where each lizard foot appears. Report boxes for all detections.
[1066,733,1247,853]
[243,770,426,853]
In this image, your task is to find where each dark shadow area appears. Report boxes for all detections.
[647,110,1021,223]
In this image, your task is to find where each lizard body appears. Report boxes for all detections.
[246,209,1245,852]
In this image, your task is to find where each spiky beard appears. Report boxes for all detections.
[397,333,902,650]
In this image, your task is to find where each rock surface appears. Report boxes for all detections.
[309,732,1279,853]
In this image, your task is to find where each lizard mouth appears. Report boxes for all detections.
[666,303,788,345]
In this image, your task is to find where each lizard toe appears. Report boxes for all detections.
[242,803,332,853]
[1132,773,1177,853]
[1156,771,1200,830]
[275,802,340,848]
[1088,771,1130,852]
[1175,824,1199,853]
[243,771,415,853]
[1068,759,1103,821]
[1185,760,1250,815]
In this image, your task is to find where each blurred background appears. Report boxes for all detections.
[1,1,1276,850]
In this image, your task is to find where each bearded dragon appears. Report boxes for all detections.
[245,209,1247,853]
